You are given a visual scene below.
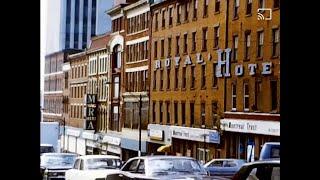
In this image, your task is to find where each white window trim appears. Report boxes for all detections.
[232,84,237,111]
[244,83,250,112]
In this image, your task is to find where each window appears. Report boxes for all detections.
[176,36,180,55]
[259,0,265,8]
[201,65,206,88]
[182,67,186,89]
[153,71,157,90]
[246,0,252,15]
[214,26,219,48]
[175,68,179,89]
[201,102,205,125]
[160,101,163,124]
[232,84,237,111]
[154,41,158,58]
[202,28,208,51]
[122,159,139,172]
[155,12,158,31]
[169,8,173,26]
[212,64,217,87]
[162,10,165,28]
[193,0,198,19]
[161,39,165,57]
[192,32,196,51]
[271,80,278,111]
[234,0,240,18]
[168,37,172,57]
[203,0,208,17]
[209,160,223,167]
[233,35,238,61]
[257,31,264,58]
[167,68,171,90]
[245,31,251,60]
[166,101,170,124]
[190,102,195,127]
[198,148,210,163]
[177,4,181,23]
[160,69,164,90]
[184,2,189,21]
[254,81,262,111]
[191,66,195,88]
[274,0,280,8]
[215,0,220,12]
[181,102,186,125]
[153,102,156,122]
[174,102,178,124]
[184,33,188,53]
[272,28,280,57]
[244,83,249,111]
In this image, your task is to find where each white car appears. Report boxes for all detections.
[65,155,122,180]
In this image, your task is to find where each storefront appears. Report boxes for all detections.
[81,130,97,155]
[101,134,122,157]
[170,126,220,163]
[147,124,171,155]
[65,128,81,154]
[221,118,280,161]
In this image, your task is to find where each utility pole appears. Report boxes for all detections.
[138,94,142,157]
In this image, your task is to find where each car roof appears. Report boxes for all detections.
[208,158,245,161]
[264,142,280,145]
[41,144,54,147]
[41,153,77,156]
[244,159,280,166]
[76,155,120,160]
[128,155,196,161]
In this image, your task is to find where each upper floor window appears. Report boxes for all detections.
[215,0,220,13]
[234,0,240,18]
[246,0,252,15]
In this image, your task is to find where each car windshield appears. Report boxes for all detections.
[148,158,206,176]
[86,158,121,170]
[40,146,54,154]
[41,154,76,167]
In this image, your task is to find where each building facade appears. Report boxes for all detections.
[148,0,280,163]
[45,0,112,54]
[149,0,225,162]
[222,0,280,161]
[121,0,150,160]
[44,49,82,124]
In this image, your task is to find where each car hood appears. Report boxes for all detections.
[158,174,225,180]
[43,165,73,170]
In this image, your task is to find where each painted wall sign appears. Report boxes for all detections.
[220,119,280,136]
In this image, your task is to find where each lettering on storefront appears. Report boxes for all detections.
[171,126,220,144]
[149,129,164,141]
[221,119,280,136]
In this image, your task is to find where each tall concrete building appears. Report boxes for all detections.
[45,0,113,54]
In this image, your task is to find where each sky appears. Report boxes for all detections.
[40,0,47,106]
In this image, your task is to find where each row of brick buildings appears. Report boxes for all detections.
[43,0,280,162]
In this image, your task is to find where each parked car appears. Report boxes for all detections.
[105,155,230,180]
[41,144,55,154]
[259,142,280,160]
[65,155,122,180]
[204,159,246,177]
[232,159,280,180]
[40,153,77,180]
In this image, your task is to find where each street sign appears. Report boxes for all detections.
[86,94,97,104]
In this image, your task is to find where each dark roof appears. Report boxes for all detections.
[87,32,112,53]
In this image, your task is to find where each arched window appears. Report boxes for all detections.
[113,44,121,69]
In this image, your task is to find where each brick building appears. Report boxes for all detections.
[148,0,280,163]
[148,0,225,162]
[121,0,150,160]
[43,49,82,124]
[221,0,280,161]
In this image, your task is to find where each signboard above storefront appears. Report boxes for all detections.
[170,126,220,144]
[102,135,121,146]
[220,119,280,136]
[66,129,81,137]
[149,129,164,141]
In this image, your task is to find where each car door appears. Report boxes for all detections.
[207,160,224,175]
[67,159,80,180]
[222,160,238,175]
[121,159,141,179]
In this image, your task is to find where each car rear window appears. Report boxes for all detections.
[271,146,280,158]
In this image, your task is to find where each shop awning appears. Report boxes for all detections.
[157,144,171,153]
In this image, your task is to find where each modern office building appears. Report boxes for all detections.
[45,0,113,54]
